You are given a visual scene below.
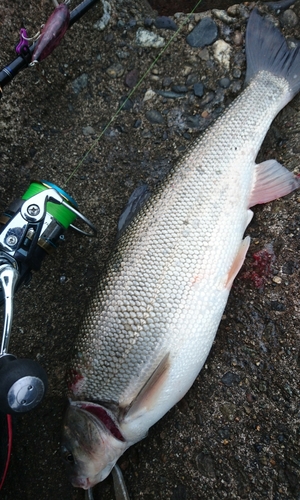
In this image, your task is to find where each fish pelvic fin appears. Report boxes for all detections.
[124,352,170,422]
[249,159,300,207]
[225,236,251,289]
[246,9,300,99]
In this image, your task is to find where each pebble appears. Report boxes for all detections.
[145,109,165,124]
[125,69,139,88]
[186,17,218,48]
[185,115,200,129]
[213,40,232,70]
[119,96,133,111]
[143,89,156,101]
[154,16,178,31]
[221,371,241,386]
[106,63,124,78]
[219,77,230,88]
[279,8,298,28]
[233,30,243,46]
[156,90,185,99]
[82,126,95,136]
[185,73,199,87]
[93,0,111,31]
[172,85,188,93]
[162,76,173,87]
[212,9,237,24]
[193,82,204,97]
[71,73,88,94]
[135,28,165,48]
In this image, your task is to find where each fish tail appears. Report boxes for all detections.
[245,8,300,99]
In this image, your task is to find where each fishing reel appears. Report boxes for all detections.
[0,180,96,414]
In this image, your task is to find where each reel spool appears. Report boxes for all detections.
[0,180,96,414]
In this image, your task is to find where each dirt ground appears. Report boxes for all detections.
[0,1,300,499]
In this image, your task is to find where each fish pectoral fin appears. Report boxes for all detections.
[125,353,170,421]
[249,159,300,207]
[225,236,250,289]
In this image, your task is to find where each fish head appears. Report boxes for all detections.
[61,402,128,489]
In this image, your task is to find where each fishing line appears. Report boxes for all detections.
[63,0,203,187]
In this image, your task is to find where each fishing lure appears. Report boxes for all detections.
[31,3,70,64]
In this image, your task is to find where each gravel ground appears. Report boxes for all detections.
[0,1,300,499]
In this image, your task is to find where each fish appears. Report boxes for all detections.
[61,8,300,490]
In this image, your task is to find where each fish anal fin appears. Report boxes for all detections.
[249,159,300,208]
[125,353,170,420]
[225,236,250,289]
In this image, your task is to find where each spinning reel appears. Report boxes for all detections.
[0,180,96,414]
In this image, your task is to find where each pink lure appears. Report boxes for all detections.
[32,3,70,63]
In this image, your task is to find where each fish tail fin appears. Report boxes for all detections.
[245,8,300,98]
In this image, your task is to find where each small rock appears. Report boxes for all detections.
[143,89,156,101]
[145,109,165,124]
[106,63,124,78]
[198,47,210,61]
[213,40,232,70]
[154,16,178,31]
[125,69,139,88]
[82,126,95,136]
[119,96,133,111]
[219,77,230,88]
[193,82,204,97]
[162,76,173,87]
[171,85,188,93]
[233,30,243,46]
[144,17,153,28]
[185,73,199,86]
[185,115,200,128]
[272,276,282,284]
[93,0,111,31]
[71,73,88,94]
[136,28,165,48]
[196,452,216,478]
[279,9,298,28]
[156,90,185,99]
[232,68,241,79]
[212,9,237,24]
[186,17,218,48]
[221,371,241,386]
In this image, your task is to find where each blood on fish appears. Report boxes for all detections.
[79,403,125,442]
[242,245,275,288]
[32,3,70,63]
[67,369,84,393]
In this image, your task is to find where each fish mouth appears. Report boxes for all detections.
[71,476,92,490]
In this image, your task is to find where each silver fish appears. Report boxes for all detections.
[61,9,300,490]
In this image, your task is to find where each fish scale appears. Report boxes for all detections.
[62,10,300,490]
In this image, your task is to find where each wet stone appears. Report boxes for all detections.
[193,82,204,97]
[71,73,88,93]
[221,371,241,386]
[162,76,173,87]
[185,115,200,128]
[145,109,165,124]
[270,300,286,311]
[186,17,218,48]
[154,16,178,31]
[144,17,153,27]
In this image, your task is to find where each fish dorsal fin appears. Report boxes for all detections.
[225,236,250,289]
[249,159,300,208]
[125,353,170,421]
[117,184,150,239]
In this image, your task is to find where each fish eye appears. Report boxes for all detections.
[62,447,75,465]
